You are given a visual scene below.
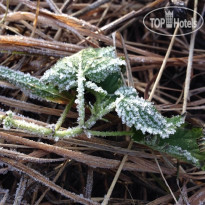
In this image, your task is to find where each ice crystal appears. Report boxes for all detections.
[115,86,184,138]
[2,111,13,130]
[167,146,198,164]
[85,81,107,96]
[115,86,138,98]
[54,137,59,141]
[84,130,92,138]
[76,62,85,127]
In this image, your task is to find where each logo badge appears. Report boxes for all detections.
[143,6,204,36]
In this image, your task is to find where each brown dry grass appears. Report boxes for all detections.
[0,0,204,204]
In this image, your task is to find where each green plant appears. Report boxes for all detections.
[1,46,204,168]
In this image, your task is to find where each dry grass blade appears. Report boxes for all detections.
[154,157,178,204]
[101,34,135,205]
[0,95,78,118]
[0,147,66,163]
[0,157,100,205]
[14,175,28,205]
[0,0,204,204]
[0,11,161,56]
[72,0,110,17]
[189,187,205,204]
[0,35,83,56]
[101,0,166,33]
[0,131,174,173]
[102,141,133,205]
[148,23,179,101]
[34,160,70,205]
[182,0,198,114]
[31,0,40,37]
[0,188,9,204]
[84,167,94,199]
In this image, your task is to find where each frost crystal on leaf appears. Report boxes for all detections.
[85,57,125,83]
[115,86,138,98]
[40,46,125,92]
[167,146,198,164]
[115,86,184,138]
[41,56,77,92]
[2,111,13,130]
[84,130,92,138]
[85,81,107,96]
[76,62,85,127]
[0,66,69,104]
[83,47,125,83]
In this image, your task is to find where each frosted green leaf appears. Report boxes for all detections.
[0,66,70,104]
[41,55,77,92]
[99,73,123,94]
[84,56,125,83]
[115,86,138,98]
[41,47,125,91]
[85,81,107,96]
[115,86,184,138]
[132,125,205,169]
[84,47,125,83]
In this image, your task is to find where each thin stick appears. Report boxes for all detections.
[84,168,94,199]
[101,0,165,33]
[72,0,110,17]
[55,95,75,131]
[0,0,9,24]
[154,157,179,205]
[101,140,133,205]
[148,23,179,101]
[34,160,70,205]
[182,0,198,114]
[120,34,134,87]
[46,0,61,14]
[31,0,40,37]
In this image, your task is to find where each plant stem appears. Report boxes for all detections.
[85,101,116,129]
[1,107,130,139]
[0,113,83,138]
[55,95,75,131]
[87,130,133,137]
[55,127,83,138]
[4,116,53,136]
[76,60,85,127]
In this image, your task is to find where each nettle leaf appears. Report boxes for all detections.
[0,66,70,104]
[132,125,205,169]
[84,54,125,83]
[99,73,123,94]
[85,81,107,96]
[41,55,78,92]
[115,86,184,138]
[41,47,125,93]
